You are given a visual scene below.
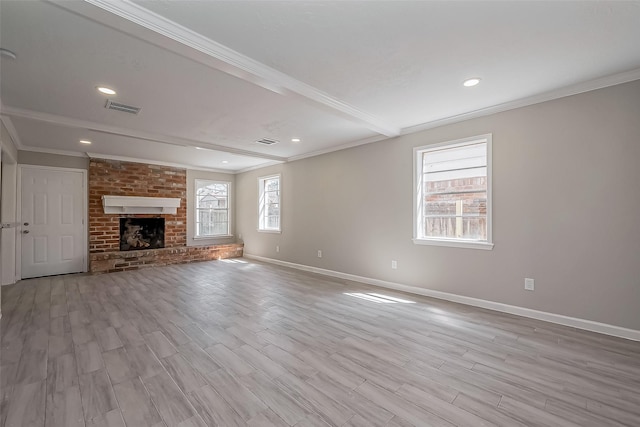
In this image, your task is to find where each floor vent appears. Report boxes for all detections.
[105,100,142,115]
[255,138,279,146]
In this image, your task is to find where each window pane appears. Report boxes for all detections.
[259,176,281,231]
[195,181,230,237]
[418,140,488,242]
[423,143,486,175]
[267,216,280,229]
[265,178,279,192]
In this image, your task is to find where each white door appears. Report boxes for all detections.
[21,167,86,278]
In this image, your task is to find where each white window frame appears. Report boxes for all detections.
[194,179,232,238]
[258,174,281,233]
[413,134,493,250]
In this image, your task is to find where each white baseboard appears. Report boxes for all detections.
[244,254,640,342]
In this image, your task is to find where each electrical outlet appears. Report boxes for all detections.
[524,278,535,291]
[317,250,322,258]
[276,245,280,253]
[238,233,242,240]
[391,260,398,269]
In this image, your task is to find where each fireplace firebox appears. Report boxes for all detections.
[119,218,165,251]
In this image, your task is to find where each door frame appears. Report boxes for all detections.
[17,165,88,279]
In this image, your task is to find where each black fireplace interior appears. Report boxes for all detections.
[119,218,165,251]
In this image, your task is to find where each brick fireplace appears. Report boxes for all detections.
[88,159,242,273]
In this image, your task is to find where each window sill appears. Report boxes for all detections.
[258,229,281,234]
[194,235,234,240]
[413,238,494,250]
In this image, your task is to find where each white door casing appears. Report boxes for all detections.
[20,166,86,279]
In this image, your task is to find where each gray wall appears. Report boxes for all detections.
[18,151,89,170]
[236,79,640,330]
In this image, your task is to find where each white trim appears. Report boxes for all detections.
[86,153,237,174]
[17,165,89,278]
[412,238,494,250]
[402,68,640,136]
[192,235,234,240]
[236,160,283,175]
[81,0,400,137]
[258,174,282,233]
[286,134,389,163]
[20,146,89,158]
[102,195,180,215]
[244,254,640,342]
[2,106,286,162]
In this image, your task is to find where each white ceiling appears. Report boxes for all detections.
[2,1,640,172]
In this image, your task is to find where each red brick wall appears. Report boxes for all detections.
[89,159,187,253]
[89,244,244,273]
[88,159,242,273]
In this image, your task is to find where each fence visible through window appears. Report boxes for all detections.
[417,138,489,243]
[196,180,229,237]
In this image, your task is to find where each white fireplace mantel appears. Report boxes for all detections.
[102,196,181,214]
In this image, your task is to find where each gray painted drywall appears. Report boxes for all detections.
[236,79,640,331]
[186,169,236,247]
[18,151,89,169]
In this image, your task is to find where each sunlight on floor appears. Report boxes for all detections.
[344,292,415,304]
[220,258,248,263]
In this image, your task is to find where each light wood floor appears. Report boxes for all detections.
[2,259,639,427]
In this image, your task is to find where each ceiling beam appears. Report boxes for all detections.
[67,0,401,137]
[2,106,288,162]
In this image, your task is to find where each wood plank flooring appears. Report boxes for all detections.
[2,258,640,426]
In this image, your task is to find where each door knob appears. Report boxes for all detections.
[23,230,30,234]
[23,222,29,226]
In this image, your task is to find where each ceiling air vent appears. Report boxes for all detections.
[105,99,141,115]
[255,138,279,146]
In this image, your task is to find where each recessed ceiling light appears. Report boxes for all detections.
[463,78,481,87]
[97,86,116,95]
[80,140,92,145]
[221,160,229,164]
[291,138,301,143]
[0,48,17,60]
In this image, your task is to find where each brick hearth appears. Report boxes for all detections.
[88,159,242,273]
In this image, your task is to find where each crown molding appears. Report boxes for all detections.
[0,114,24,150]
[85,152,240,174]
[18,145,89,158]
[75,0,399,137]
[402,68,640,136]
[2,105,287,162]
[287,133,390,163]
[252,69,640,172]
[235,160,284,175]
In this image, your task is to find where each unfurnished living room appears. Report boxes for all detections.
[1,1,639,426]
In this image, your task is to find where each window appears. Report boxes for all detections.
[414,134,493,250]
[258,174,281,232]
[195,180,230,237]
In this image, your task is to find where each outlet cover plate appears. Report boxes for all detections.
[524,278,535,291]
